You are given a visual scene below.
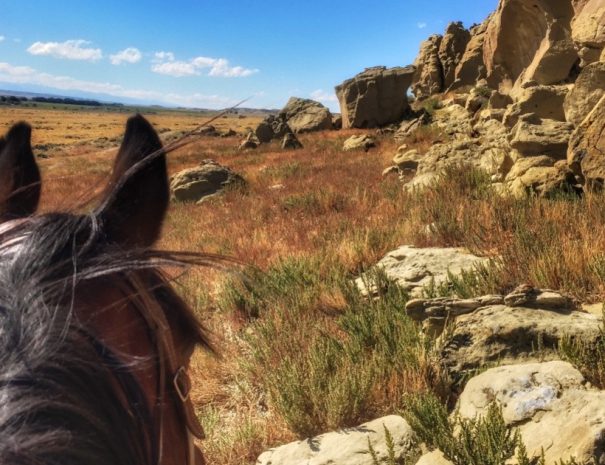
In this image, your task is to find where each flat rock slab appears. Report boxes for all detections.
[256,415,416,465]
[356,245,490,298]
[458,362,605,464]
[442,305,602,378]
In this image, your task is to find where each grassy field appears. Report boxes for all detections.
[5,103,605,464]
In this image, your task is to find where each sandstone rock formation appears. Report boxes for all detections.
[571,0,605,65]
[411,35,444,99]
[503,84,569,127]
[335,66,415,128]
[568,94,605,187]
[450,19,490,90]
[356,245,491,298]
[170,160,245,203]
[509,116,574,158]
[458,361,605,465]
[563,61,605,125]
[280,97,333,133]
[343,134,376,151]
[483,0,578,91]
[256,416,416,465]
[439,22,472,89]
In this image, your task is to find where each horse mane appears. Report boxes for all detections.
[0,211,216,465]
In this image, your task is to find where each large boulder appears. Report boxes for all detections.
[450,19,491,90]
[571,0,605,65]
[504,156,578,197]
[483,0,578,91]
[256,416,416,465]
[439,22,472,89]
[356,245,491,298]
[458,361,605,465]
[280,97,333,133]
[170,159,245,203]
[568,94,605,187]
[411,35,444,99]
[335,66,416,128]
[509,115,574,158]
[563,61,605,126]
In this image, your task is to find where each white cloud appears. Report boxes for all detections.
[417,22,427,29]
[152,51,258,78]
[0,61,238,108]
[310,89,337,103]
[0,36,5,42]
[110,47,142,65]
[27,39,102,61]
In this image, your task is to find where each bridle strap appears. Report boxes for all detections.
[116,273,204,465]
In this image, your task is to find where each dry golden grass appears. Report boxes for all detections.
[11,105,605,464]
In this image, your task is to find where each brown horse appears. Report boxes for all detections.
[0,116,211,465]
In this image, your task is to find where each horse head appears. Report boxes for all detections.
[0,115,207,465]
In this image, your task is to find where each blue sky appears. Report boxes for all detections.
[0,1,497,111]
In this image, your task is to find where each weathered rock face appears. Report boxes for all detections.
[238,132,260,150]
[356,245,491,298]
[257,416,417,465]
[571,0,605,65]
[450,19,490,90]
[564,61,605,126]
[435,286,602,378]
[170,160,245,203]
[504,156,578,197]
[483,0,578,91]
[439,22,472,89]
[412,35,444,99]
[568,94,605,186]
[280,97,333,133]
[458,362,605,465]
[343,134,376,151]
[503,85,569,127]
[335,66,416,128]
[509,115,574,158]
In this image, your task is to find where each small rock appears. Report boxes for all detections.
[343,134,377,151]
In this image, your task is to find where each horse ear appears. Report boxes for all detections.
[0,122,41,221]
[96,114,169,248]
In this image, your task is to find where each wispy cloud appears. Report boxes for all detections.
[152,51,258,78]
[417,22,427,29]
[27,39,102,61]
[0,61,238,108]
[310,89,337,103]
[0,36,5,43]
[110,47,142,65]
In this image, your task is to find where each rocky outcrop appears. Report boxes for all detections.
[343,134,376,151]
[509,115,574,158]
[356,245,491,298]
[238,132,260,150]
[412,35,444,99]
[170,160,245,203]
[450,19,490,90]
[563,61,605,126]
[503,84,569,127]
[433,285,601,378]
[458,361,605,465]
[256,416,417,465]
[571,0,605,65]
[335,66,415,128]
[568,94,605,187]
[439,22,472,89]
[483,0,578,91]
[280,97,333,133]
[504,156,578,198]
